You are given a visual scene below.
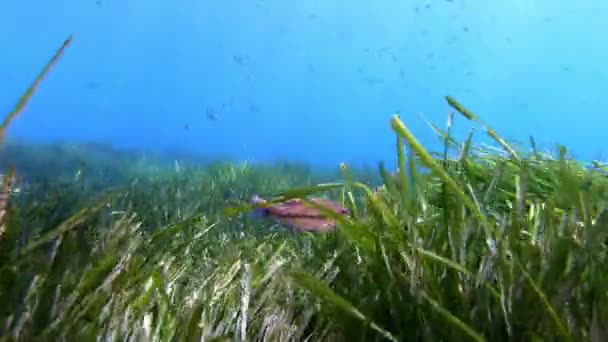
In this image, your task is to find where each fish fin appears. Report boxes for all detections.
[248,207,269,219]
[248,194,269,219]
[250,194,266,205]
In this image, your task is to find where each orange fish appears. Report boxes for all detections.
[249,195,348,232]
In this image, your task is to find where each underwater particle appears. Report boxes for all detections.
[232,54,249,66]
[425,4,431,9]
[96,0,101,5]
[183,124,190,131]
[306,63,315,73]
[86,81,101,89]
[73,161,87,182]
[206,108,218,121]
[248,104,260,113]
[220,101,233,113]
[363,76,384,86]
[248,195,349,232]
[463,26,469,32]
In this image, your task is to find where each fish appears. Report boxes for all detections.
[249,194,348,232]
[206,108,218,121]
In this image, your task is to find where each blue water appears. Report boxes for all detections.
[1,1,607,168]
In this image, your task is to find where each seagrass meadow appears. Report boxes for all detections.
[1,38,608,342]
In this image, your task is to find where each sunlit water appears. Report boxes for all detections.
[1,1,607,168]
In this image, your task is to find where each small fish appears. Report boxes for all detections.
[232,54,249,66]
[363,76,383,86]
[206,108,218,121]
[247,104,260,113]
[249,195,348,232]
[86,81,101,89]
